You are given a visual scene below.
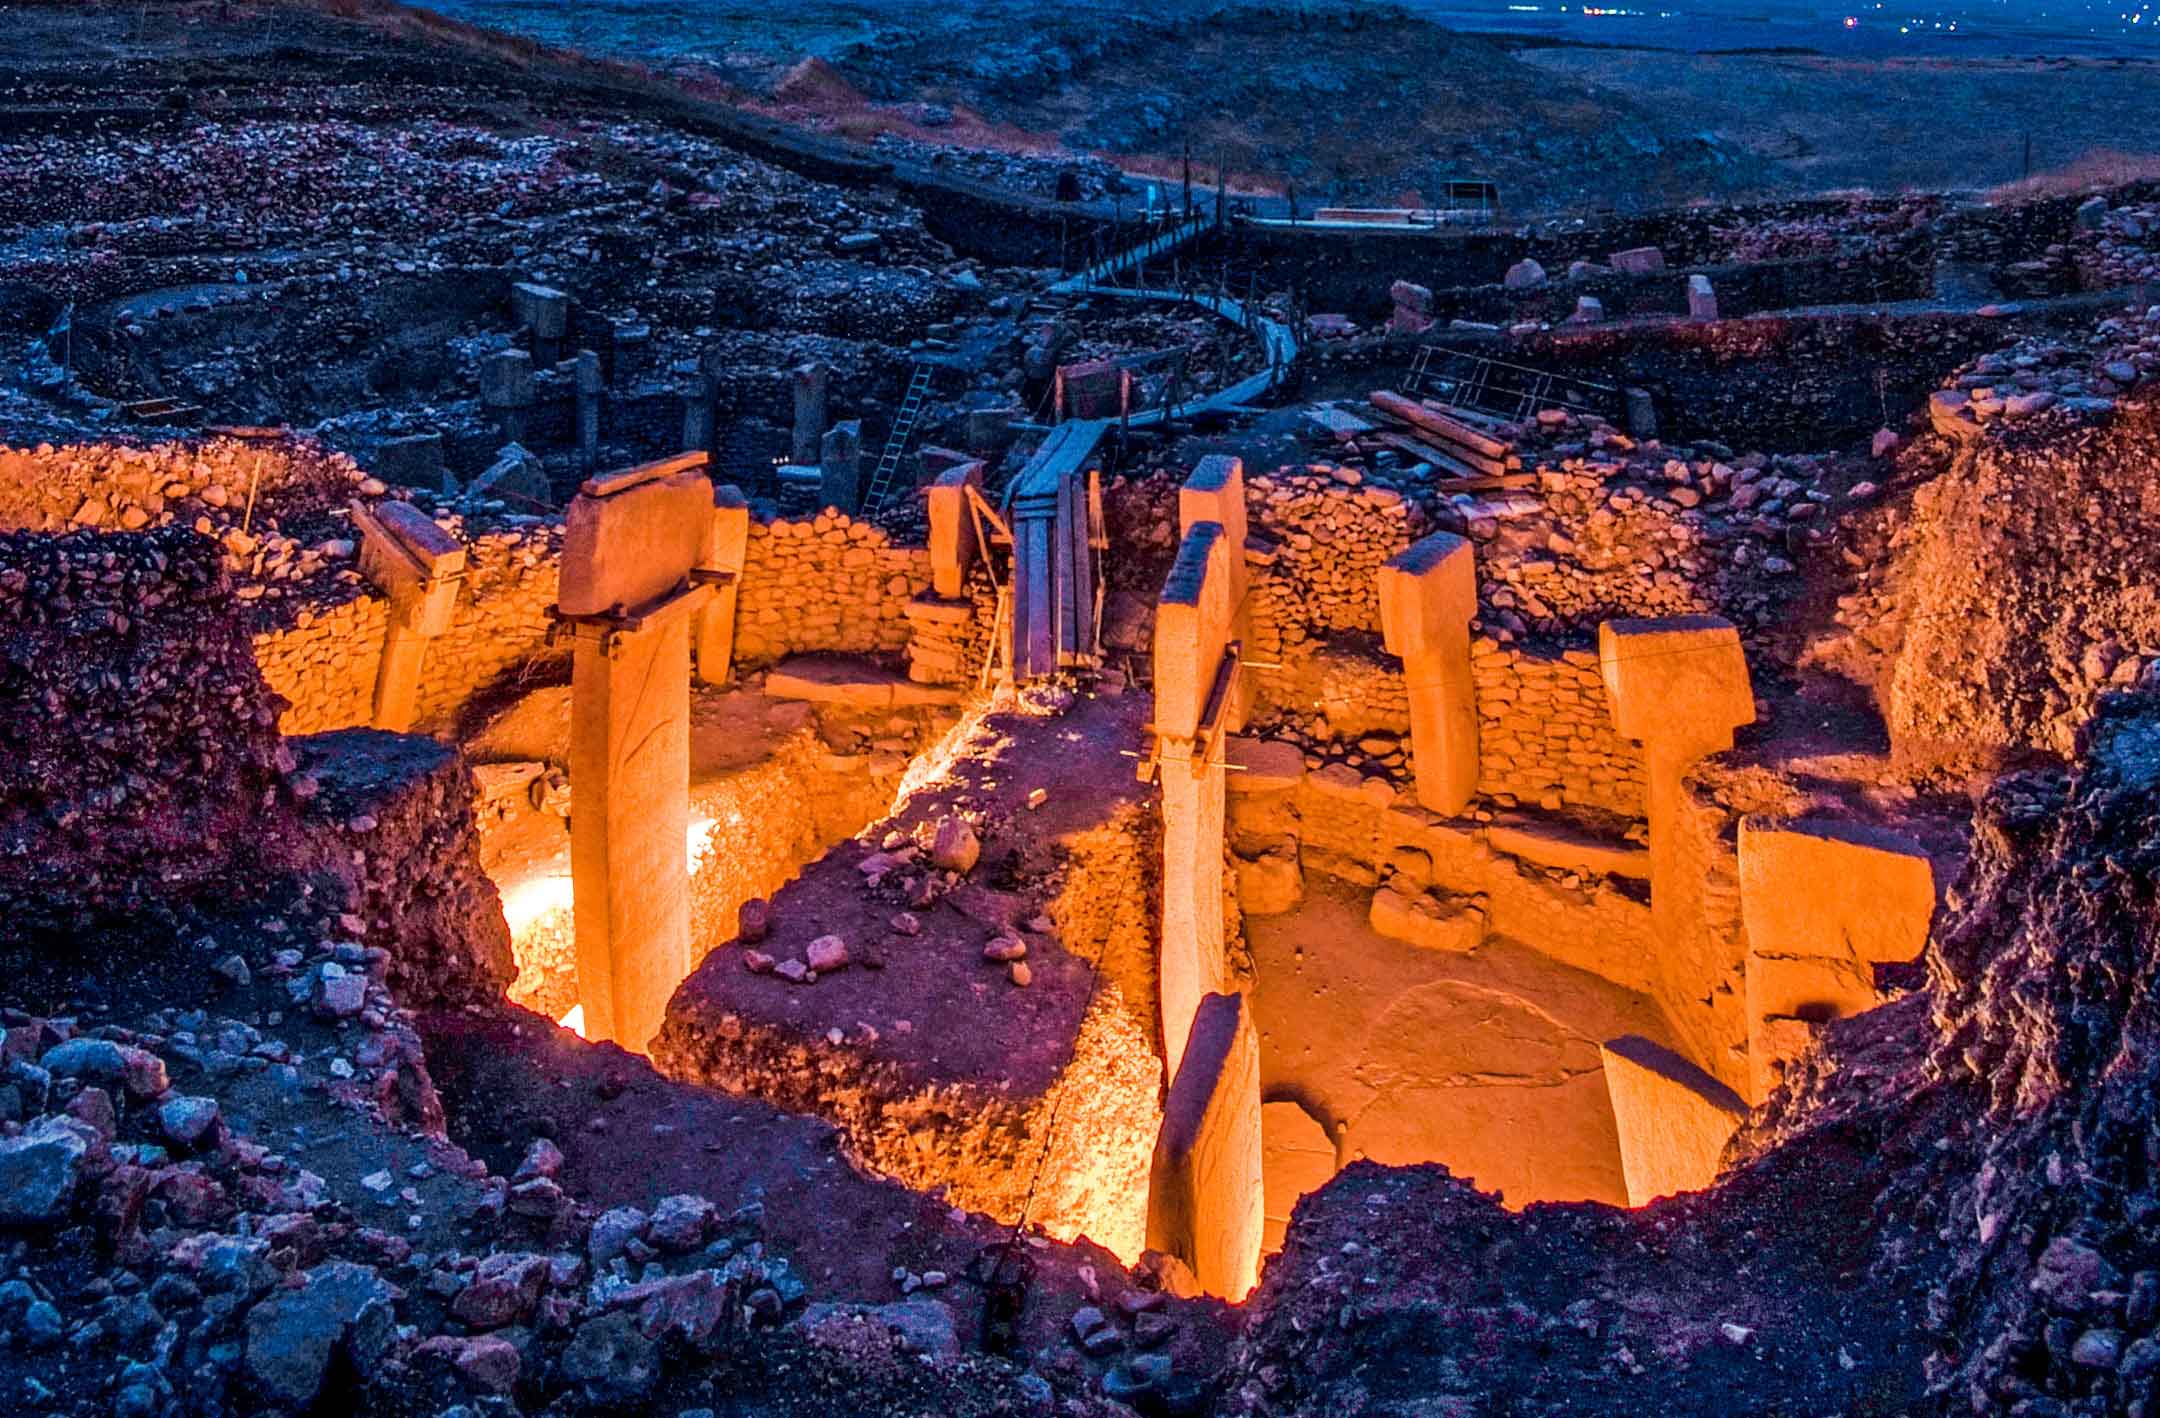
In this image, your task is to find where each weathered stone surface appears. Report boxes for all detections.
[0,1115,102,1225]
[243,1262,397,1410]
[560,1311,660,1405]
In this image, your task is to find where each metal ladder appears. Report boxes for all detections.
[863,360,933,514]
[1400,343,1437,396]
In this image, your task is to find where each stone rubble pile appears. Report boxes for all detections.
[870,135,1128,202]
[2074,197,2160,287]
[1922,303,2157,442]
[0,952,842,1416]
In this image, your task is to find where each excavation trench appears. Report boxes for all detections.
[469,681,970,1033]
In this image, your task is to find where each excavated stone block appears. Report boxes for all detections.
[558,455,711,618]
[479,349,534,408]
[1233,849,1303,916]
[1487,815,1648,881]
[1597,615,1753,753]
[1609,245,1666,274]
[510,282,569,341]
[926,460,984,599]
[1687,274,1719,321]
[1379,533,1479,815]
[1599,1034,1747,1206]
[1179,456,1248,561]
[1368,885,1485,953]
[1738,816,1934,1101]
[1154,522,1234,741]
[1147,991,1263,1300]
[820,421,862,515]
[791,362,831,469]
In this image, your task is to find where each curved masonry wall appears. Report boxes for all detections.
[734,513,934,669]
[1229,758,1657,1001]
[252,525,563,736]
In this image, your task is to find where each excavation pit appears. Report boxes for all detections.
[653,689,1165,1261]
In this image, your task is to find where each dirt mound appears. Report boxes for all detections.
[1882,399,2160,777]
[772,55,869,109]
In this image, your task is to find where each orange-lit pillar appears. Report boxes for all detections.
[1146,990,1264,1299]
[694,484,750,685]
[1379,532,1479,815]
[354,500,467,734]
[560,453,714,1050]
[1598,615,1754,947]
[1155,517,1239,1072]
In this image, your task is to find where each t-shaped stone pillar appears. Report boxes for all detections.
[479,349,535,446]
[353,499,466,733]
[1155,520,1240,1072]
[510,281,569,364]
[694,484,751,686]
[1178,455,1253,732]
[573,350,603,473]
[560,452,715,1051]
[1145,990,1263,1300]
[1737,816,1933,1103]
[1379,532,1479,815]
[925,460,984,599]
[1599,615,1754,945]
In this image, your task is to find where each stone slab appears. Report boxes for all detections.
[763,653,964,708]
[1600,1034,1746,1207]
[560,456,712,618]
[1488,815,1649,881]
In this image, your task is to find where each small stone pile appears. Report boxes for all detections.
[1923,303,2156,442]
[2072,194,2160,288]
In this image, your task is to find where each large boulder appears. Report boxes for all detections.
[0,1115,103,1225]
[243,1262,398,1410]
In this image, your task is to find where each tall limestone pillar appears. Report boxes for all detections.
[1378,532,1479,815]
[559,453,715,1050]
[694,484,750,686]
[1146,990,1264,1300]
[1155,518,1240,1072]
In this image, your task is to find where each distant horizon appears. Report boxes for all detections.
[412,0,2160,63]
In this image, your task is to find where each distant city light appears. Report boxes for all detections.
[1844,14,1860,26]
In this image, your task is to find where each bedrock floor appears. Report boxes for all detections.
[1248,877,1680,1212]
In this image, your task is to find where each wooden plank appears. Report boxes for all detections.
[1374,432,1486,482]
[1365,401,1510,477]
[1369,390,1513,466]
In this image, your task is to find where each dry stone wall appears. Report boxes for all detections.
[252,523,562,737]
[1473,639,1646,817]
[253,592,388,737]
[734,511,934,669]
